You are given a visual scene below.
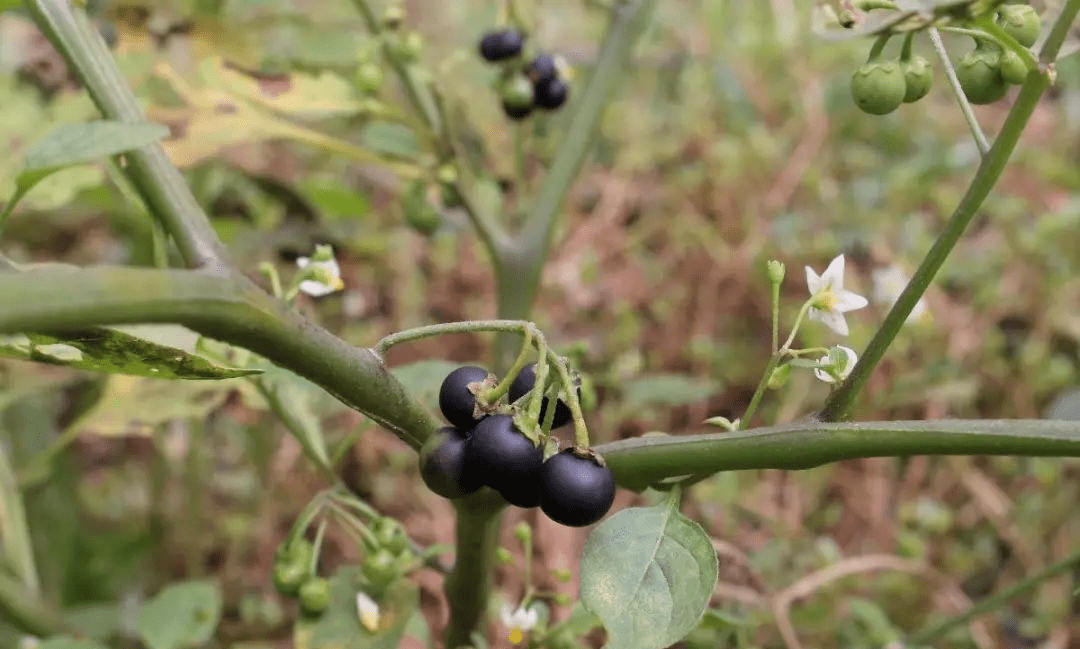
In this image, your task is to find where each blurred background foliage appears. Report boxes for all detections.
[1,0,1080,647]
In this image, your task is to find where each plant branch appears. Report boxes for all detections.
[24,0,230,271]
[929,27,990,155]
[443,491,507,649]
[0,266,439,450]
[595,419,1080,491]
[818,0,1080,422]
[0,571,69,637]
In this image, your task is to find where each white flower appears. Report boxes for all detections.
[356,591,380,632]
[805,254,868,336]
[501,602,540,644]
[872,265,927,323]
[814,345,857,384]
[18,637,39,649]
[296,246,344,297]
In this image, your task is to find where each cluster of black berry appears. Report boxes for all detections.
[419,364,615,527]
[478,29,569,120]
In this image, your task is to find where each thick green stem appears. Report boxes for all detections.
[24,0,229,271]
[443,491,506,649]
[0,571,68,637]
[818,0,1080,422]
[595,419,1080,491]
[0,267,438,450]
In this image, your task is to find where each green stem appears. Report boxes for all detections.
[866,32,892,61]
[443,491,507,649]
[0,267,439,450]
[494,0,658,365]
[972,15,1040,71]
[739,354,781,431]
[928,28,990,155]
[907,546,1080,645]
[481,327,534,403]
[818,0,1080,422]
[24,0,229,271]
[0,571,68,637]
[375,319,537,357]
[595,419,1080,492]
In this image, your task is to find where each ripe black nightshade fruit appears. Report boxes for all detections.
[534,77,568,110]
[439,365,490,429]
[479,30,525,62]
[419,426,481,499]
[466,414,542,499]
[539,449,615,526]
[526,53,556,83]
[509,363,572,429]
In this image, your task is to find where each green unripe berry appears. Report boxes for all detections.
[395,32,423,61]
[373,518,410,555]
[382,3,404,30]
[850,60,907,115]
[997,4,1041,48]
[362,549,399,589]
[998,49,1028,85]
[298,577,332,616]
[402,180,441,235]
[355,62,383,94]
[955,48,1008,104]
[277,539,314,571]
[272,560,307,597]
[901,55,933,103]
[501,74,534,110]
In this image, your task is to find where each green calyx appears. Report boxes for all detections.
[998,48,1029,84]
[901,55,933,103]
[997,4,1041,47]
[850,60,906,115]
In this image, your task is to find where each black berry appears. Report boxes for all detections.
[419,426,482,499]
[465,414,542,498]
[534,76,568,110]
[509,363,573,429]
[526,53,557,83]
[539,449,615,527]
[502,99,533,120]
[479,30,525,62]
[439,365,491,429]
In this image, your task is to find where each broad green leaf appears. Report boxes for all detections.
[1,121,168,225]
[136,580,222,649]
[360,122,420,160]
[39,637,109,649]
[0,328,261,379]
[620,374,718,408]
[65,602,122,640]
[580,499,717,649]
[75,374,237,437]
[294,567,418,649]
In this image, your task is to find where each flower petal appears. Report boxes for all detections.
[805,265,825,295]
[833,289,869,313]
[357,591,380,632]
[821,254,846,287]
[819,310,850,336]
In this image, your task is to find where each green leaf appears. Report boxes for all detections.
[391,359,463,408]
[0,0,23,11]
[0,327,261,379]
[39,637,110,649]
[1,121,168,226]
[580,498,718,649]
[360,122,419,160]
[136,580,222,649]
[620,374,718,408]
[294,567,418,649]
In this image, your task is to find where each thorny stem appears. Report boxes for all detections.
[929,27,991,155]
[820,0,1080,421]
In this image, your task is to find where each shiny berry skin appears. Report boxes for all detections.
[299,577,331,615]
[479,30,525,62]
[534,76,568,110]
[998,4,1040,48]
[998,49,1028,85]
[465,414,542,496]
[539,449,616,527]
[850,60,906,115]
[509,363,572,429]
[272,560,307,597]
[419,426,482,499]
[956,48,1007,104]
[901,55,932,103]
[526,54,557,83]
[439,366,490,429]
[499,477,541,508]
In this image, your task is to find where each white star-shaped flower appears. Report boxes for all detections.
[296,247,344,297]
[356,591,380,632]
[501,602,539,644]
[872,265,927,323]
[805,255,868,336]
[814,345,857,384]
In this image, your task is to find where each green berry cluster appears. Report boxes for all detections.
[359,518,416,593]
[477,29,570,120]
[419,364,615,527]
[271,539,331,617]
[849,3,1041,114]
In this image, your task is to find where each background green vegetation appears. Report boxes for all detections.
[1,0,1079,647]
